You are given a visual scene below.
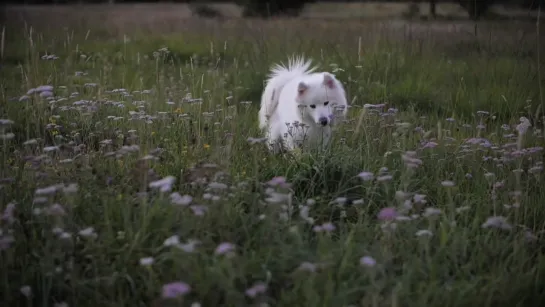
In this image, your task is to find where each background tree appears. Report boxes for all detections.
[457,0,495,20]
[237,0,316,18]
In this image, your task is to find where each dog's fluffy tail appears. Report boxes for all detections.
[258,56,316,130]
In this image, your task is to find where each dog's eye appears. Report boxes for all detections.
[309,105,316,109]
[324,101,329,106]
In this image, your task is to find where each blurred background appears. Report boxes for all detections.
[1,0,544,21]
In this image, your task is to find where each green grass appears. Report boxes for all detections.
[1,9,545,307]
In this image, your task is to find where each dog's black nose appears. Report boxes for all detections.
[319,117,329,126]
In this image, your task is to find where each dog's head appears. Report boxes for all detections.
[296,72,347,127]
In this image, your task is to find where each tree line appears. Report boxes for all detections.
[3,0,544,20]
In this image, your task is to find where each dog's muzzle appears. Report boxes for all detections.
[318,117,329,126]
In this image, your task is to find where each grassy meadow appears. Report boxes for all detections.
[1,3,545,307]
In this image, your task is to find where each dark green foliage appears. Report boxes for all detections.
[238,0,315,18]
[189,4,224,18]
[457,0,495,20]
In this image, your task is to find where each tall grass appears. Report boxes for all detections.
[1,8,545,307]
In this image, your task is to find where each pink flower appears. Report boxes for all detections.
[377,207,397,221]
[215,242,235,255]
[422,141,438,149]
[2,202,15,224]
[360,256,377,267]
[313,222,336,233]
[161,282,191,299]
[245,282,267,298]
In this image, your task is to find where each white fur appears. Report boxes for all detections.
[258,56,348,152]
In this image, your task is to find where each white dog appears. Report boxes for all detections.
[258,56,348,152]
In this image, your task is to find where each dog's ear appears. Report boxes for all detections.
[297,82,308,95]
[323,73,336,89]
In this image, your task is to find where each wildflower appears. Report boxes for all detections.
[455,206,470,213]
[333,197,347,205]
[299,205,314,224]
[0,234,15,250]
[245,282,267,298]
[2,202,15,224]
[264,190,290,204]
[266,176,288,187]
[359,256,377,267]
[162,282,191,299]
[177,239,200,253]
[422,207,442,217]
[415,229,433,237]
[516,117,531,136]
[395,191,411,202]
[350,199,363,205]
[45,204,65,216]
[482,216,512,230]
[149,176,176,192]
[78,227,97,239]
[139,257,154,266]
[297,262,317,272]
[441,180,455,187]
[401,151,423,168]
[190,205,207,216]
[40,91,53,98]
[377,207,397,221]
[23,139,38,145]
[358,171,374,181]
[163,235,180,247]
[43,146,60,152]
[170,193,192,206]
[413,194,427,204]
[207,182,228,190]
[313,222,336,233]
[215,242,235,256]
[525,231,538,242]
[422,141,438,149]
[0,119,14,126]
[59,232,72,240]
[20,285,32,298]
[0,133,14,140]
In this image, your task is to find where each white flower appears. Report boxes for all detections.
[78,227,97,239]
[170,192,192,206]
[177,239,200,253]
[415,229,433,237]
[413,194,427,204]
[163,235,180,247]
[441,180,455,187]
[423,207,442,217]
[482,216,512,230]
[20,285,32,297]
[358,171,374,181]
[139,257,154,266]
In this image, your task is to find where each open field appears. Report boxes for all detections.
[1,3,545,307]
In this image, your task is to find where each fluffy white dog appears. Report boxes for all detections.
[258,56,348,152]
